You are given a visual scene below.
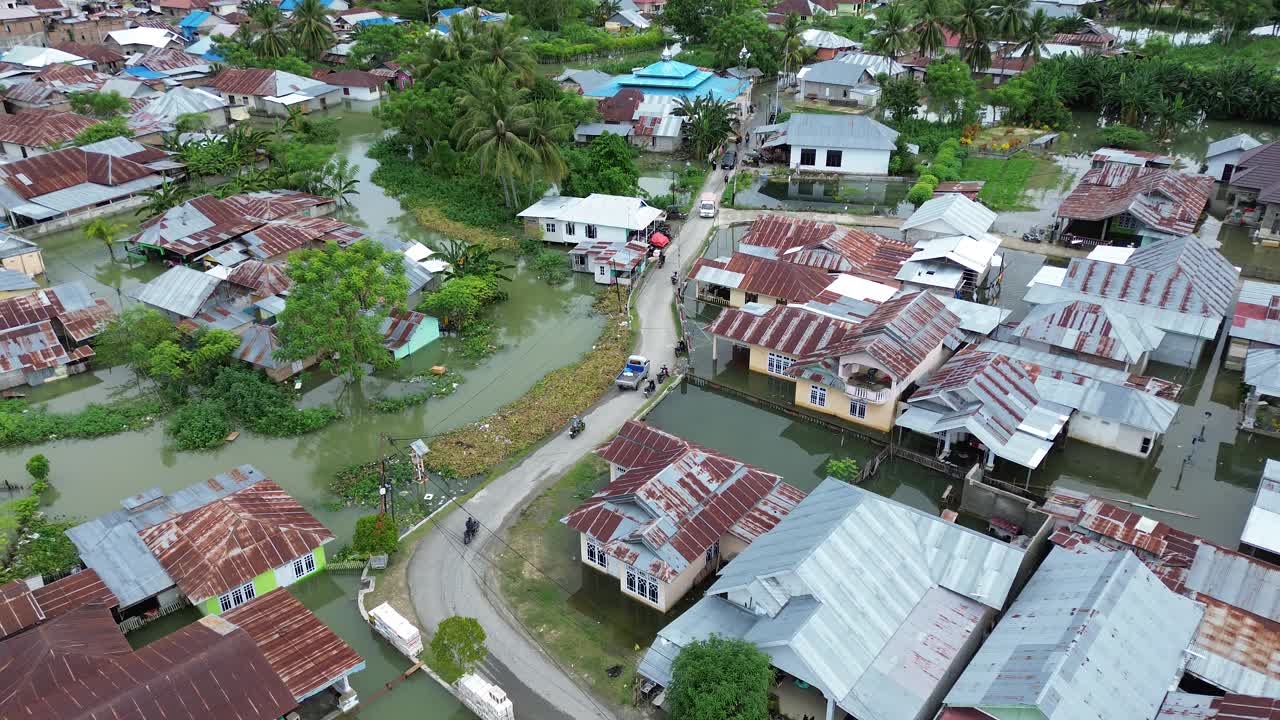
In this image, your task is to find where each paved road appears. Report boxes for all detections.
[406,171,728,720]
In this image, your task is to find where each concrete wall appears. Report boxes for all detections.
[1,248,43,276]
[526,216,628,246]
[201,545,325,614]
[0,19,45,49]
[340,85,382,101]
[958,478,1044,536]
[11,194,150,237]
[630,134,680,153]
[793,377,896,431]
[800,80,878,107]
[1207,149,1247,183]
[728,287,780,307]
[1152,332,1206,368]
[1069,413,1156,458]
[2,140,42,160]
[789,144,890,175]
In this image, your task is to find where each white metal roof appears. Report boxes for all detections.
[909,233,1001,272]
[823,273,897,303]
[133,265,221,317]
[1086,245,1136,264]
[1023,282,1222,339]
[901,194,996,239]
[108,27,179,48]
[799,28,856,49]
[1241,459,1280,555]
[943,298,1011,335]
[518,193,662,231]
[1,45,91,68]
[1207,133,1261,158]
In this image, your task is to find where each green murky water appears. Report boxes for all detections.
[0,106,609,720]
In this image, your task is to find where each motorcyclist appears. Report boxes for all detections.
[670,271,678,286]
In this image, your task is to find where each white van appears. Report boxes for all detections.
[698,192,718,218]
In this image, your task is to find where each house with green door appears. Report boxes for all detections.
[68,464,335,620]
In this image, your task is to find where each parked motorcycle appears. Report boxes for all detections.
[657,365,670,384]
[643,379,657,398]
[463,517,479,545]
[675,340,688,356]
[1022,226,1043,243]
[568,415,586,439]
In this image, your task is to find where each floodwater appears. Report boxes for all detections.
[0,105,614,720]
[733,174,914,215]
[667,225,1280,547]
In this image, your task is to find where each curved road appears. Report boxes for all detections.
[407,170,727,720]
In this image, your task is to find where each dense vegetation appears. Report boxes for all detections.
[668,636,774,720]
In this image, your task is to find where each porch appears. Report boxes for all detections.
[844,368,892,405]
[771,673,836,720]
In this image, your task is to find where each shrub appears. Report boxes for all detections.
[353,513,400,556]
[207,367,339,437]
[531,249,570,285]
[25,455,48,482]
[825,457,861,482]
[460,322,499,359]
[907,181,935,206]
[428,616,487,683]
[1098,124,1151,150]
[167,399,232,451]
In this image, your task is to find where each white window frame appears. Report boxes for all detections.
[544,222,556,234]
[849,399,866,419]
[809,384,827,407]
[766,352,793,375]
[291,552,317,581]
[217,580,256,612]
[625,565,660,604]
[586,224,598,239]
[585,538,608,569]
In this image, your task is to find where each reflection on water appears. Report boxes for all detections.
[733,174,913,215]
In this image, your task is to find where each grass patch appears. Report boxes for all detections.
[960,154,1045,211]
[1164,37,1280,69]
[414,207,519,251]
[0,396,165,448]
[497,455,641,708]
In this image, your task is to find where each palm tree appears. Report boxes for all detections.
[1154,92,1196,140]
[869,2,916,60]
[290,0,336,60]
[249,2,289,59]
[137,180,190,218]
[988,0,1029,39]
[523,100,571,186]
[85,218,127,261]
[913,0,952,58]
[672,95,734,161]
[951,0,991,71]
[473,22,534,79]
[779,13,804,82]
[593,0,622,25]
[1016,8,1054,62]
[435,238,515,281]
[317,157,360,205]
[453,66,535,207]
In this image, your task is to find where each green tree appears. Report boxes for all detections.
[825,457,860,482]
[349,22,411,68]
[353,513,400,555]
[562,132,639,197]
[531,249,569,284]
[878,73,920,121]
[25,454,49,482]
[473,21,534,79]
[417,274,501,329]
[248,0,290,59]
[913,0,952,58]
[175,112,208,133]
[988,0,1029,39]
[869,2,916,59]
[314,156,360,205]
[710,11,779,75]
[672,94,734,161]
[1097,124,1151,149]
[84,217,127,261]
[72,118,131,146]
[592,0,623,24]
[669,636,773,720]
[1016,8,1054,62]
[276,239,410,381]
[453,66,535,207]
[290,0,336,60]
[435,238,514,281]
[951,0,992,70]
[925,56,978,122]
[429,616,487,684]
[524,100,571,186]
[69,90,130,118]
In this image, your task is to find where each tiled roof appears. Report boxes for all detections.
[1231,142,1280,202]
[136,479,335,603]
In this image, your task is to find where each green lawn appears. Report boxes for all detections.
[960,155,1046,211]
[1165,37,1280,70]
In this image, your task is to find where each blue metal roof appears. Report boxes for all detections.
[179,10,211,27]
[635,59,698,79]
[586,73,749,103]
[280,0,334,10]
[357,17,396,25]
[125,67,167,80]
[437,6,465,16]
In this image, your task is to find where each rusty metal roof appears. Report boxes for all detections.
[1014,299,1163,365]
[1159,692,1280,719]
[136,479,335,604]
[55,42,125,65]
[0,109,98,148]
[0,320,68,373]
[793,291,962,380]
[132,191,334,257]
[225,259,292,296]
[1057,162,1214,236]
[0,145,152,201]
[380,308,429,352]
[1057,237,1238,320]
[707,304,856,358]
[692,253,831,304]
[594,420,686,469]
[739,214,913,282]
[0,581,42,640]
[0,604,297,720]
[566,422,804,582]
[29,570,117,622]
[1186,594,1280,697]
[223,588,363,701]
[136,47,205,72]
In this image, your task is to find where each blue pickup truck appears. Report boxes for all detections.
[615,355,651,391]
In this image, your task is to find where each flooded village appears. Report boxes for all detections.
[0,0,1279,720]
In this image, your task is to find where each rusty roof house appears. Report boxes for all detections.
[1225,140,1280,243]
[561,421,806,612]
[941,547,1205,720]
[0,141,167,231]
[1228,281,1280,428]
[638,478,1027,720]
[1043,489,1280,699]
[1024,236,1239,368]
[0,281,115,390]
[1055,148,1215,246]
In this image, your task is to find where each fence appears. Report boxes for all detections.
[118,596,191,634]
[853,445,891,484]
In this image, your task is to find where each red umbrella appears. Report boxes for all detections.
[649,232,670,248]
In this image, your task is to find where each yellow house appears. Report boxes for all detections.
[0,231,43,279]
[562,421,806,612]
[709,292,964,432]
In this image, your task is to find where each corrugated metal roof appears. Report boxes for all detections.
[223,588,363,701]
[1015,299,1164,364]
[1242,459,1280,555]
[945,548,1203,720]
[907,233,1001,273]
[757,112,897,152]
[1208,134,1262,158]
[0,231,37,261]
[1058,160,1215,236]
[0,267,37,292]
[0,144,154,201]
[1186,594,1280,697]
[0,320,68,374]
[1230,280,1280,346]
[707,304,856,357]
[1246,346,1280,396]
[0,604,297,720]
[693,252,831,304]
[0,282,114,343]
[1159,692,1280,719]
[668,479,1023,720]
[137,478,335,603]
[0,580,42,640]
[380,308,432,352]
[902,194,996,239]
[0,109,97,147]
[1025,283,1223,340]
[133,264,220,317]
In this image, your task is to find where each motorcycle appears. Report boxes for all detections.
[463,517,479,545]
[675,340,688,356]
[670,272,678,286]
[657,365,670,384]
[643,379,657,398]
[1021,226,1043,243]
[569,415,586,438]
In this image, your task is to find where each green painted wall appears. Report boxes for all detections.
[393,318,441,360]
[976,706,1048,720]
[198,548,324,615]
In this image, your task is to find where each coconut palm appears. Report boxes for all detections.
[316,157,360,205]
[249,2,290,59]
[290,0,336,60]
[453,66,535,207]
[913,0,952,58]
[85,218,128,261]
[779,13,804,77]
[435,238,514,281]
[672,95,734,161]
[592,0,622,25]
[473,22,534,79]
[1016,8,1054,62]
[951,0,991,71]
[869,2,916,60]
[523,100,571,185]
[137,180,191,218]
[988,0,1029,39]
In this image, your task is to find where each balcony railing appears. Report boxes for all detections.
[844,382,890,404]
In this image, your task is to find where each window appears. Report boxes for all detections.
[585,539,608,569]
[544,222,556,234]
[626,566,660,604]
[799,148,817,166]
[1113,213,1140,230]
[586,224,598,239]
[566,223,576,236]
[809,385,827,407]
[744,292,759,304]
[825,150,843,167]
[217,580,256,612]
[766,352,793,375]
[849,399,866,419]
[343,87,350,96]
[1139,436,1152,454]
[575,253,586,266]
[705,541,719,563]
[291,552,316,580]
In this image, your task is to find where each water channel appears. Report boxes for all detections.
[0,107,617,720]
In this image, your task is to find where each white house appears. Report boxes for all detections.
[210,68,342,117]
[1029,0,1101,16]
[517,193,664,246]
[569,238,650,286]
[901,193,997,241]
[1205,133,1262,183]
[753,112,899,175]
[896,233,1002,301]
[314,70,386,101]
